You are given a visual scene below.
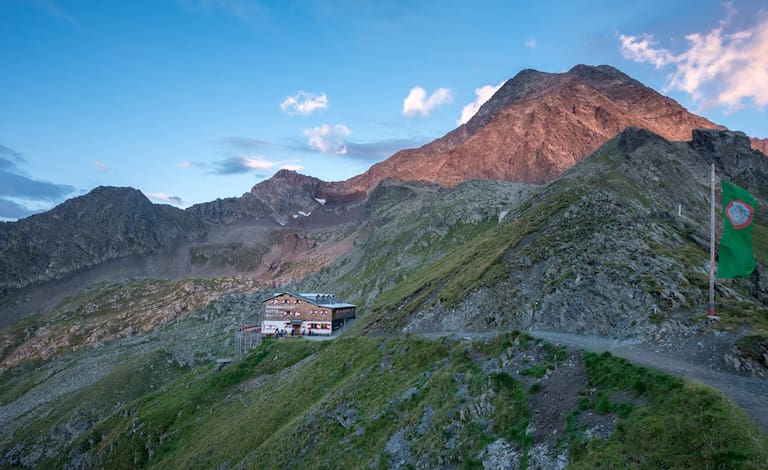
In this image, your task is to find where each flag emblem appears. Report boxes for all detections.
[724,200,753,229]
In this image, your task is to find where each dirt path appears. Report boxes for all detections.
[530,330,768,432]
[420,330,768,432]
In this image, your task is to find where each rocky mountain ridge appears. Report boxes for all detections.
[0,187,205,295]
[1,127,767,468]
[2,64,766,322]
[314,64,727,199]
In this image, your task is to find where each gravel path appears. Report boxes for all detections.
[420,329,768,432]
[530,330,768,432]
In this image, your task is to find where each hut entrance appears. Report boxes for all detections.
[291,320,303,336]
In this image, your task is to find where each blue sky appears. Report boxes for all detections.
[1,0,767,219]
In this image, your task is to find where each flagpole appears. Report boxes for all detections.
[709,163,716,316]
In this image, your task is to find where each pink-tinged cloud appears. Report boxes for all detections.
[304,124,350,155]
[620,9,768,111]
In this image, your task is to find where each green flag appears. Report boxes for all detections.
[717,180,757,278]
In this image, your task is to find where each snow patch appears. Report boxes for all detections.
[314,197,326,205]
[298,211,311,217]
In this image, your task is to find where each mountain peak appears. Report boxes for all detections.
[329,64,724,193]
[568,64,633,81]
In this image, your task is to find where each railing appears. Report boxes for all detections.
[235,330,262,355]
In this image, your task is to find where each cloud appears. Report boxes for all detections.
[280,91,329,115]
[619,9,768,111]
[0,198,33,220]
[402,87,453,117]
[304,124,350,155]
[0,145,75,219]
[457,82,505,125]
[177,161,194,169]
[147,192,189,207]
[94,160,108,173]
[218,136,268,151]
[524,38,537,49]
[345,137,429,161]
[211,155,278,175]
[0,144,22,161]
[618,34,676,69]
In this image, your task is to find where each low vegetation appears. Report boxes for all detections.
[4,334,757,469]
[569,352,768,469]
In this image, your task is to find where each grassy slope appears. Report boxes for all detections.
[46,335,767,469]
[571,352,767,469]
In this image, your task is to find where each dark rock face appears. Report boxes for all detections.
[691,129,768,196]
[187,193,271,225]
[0,187,205,293]
[188,170,365,226]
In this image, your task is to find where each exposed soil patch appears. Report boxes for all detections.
[526,353,587,442]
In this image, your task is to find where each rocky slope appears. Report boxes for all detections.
[189,169,365,225]
[0,187,205,295]
[283,127,768,353]
[1,129,767,467]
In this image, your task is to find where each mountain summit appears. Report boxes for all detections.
[318,64,724,198]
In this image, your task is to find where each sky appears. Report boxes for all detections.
[1,0,767,220]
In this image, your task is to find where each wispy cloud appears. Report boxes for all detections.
[345,137,428,161]
[0,144,22,162]
[618,34,675,69]
[211,155,278,175]
[304,124,350,155]
[217,136,268,151]
[280,91,329,116]
[0,198,33,220]
[402,86,453,117]
[94,160,109,173]
[288,135,427,162]
[182,136,301,176]
[0,144,75,219]
[147,192,189,207]
[619,7,768,111]
[524,38,537,49]
[457,81,505,126]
